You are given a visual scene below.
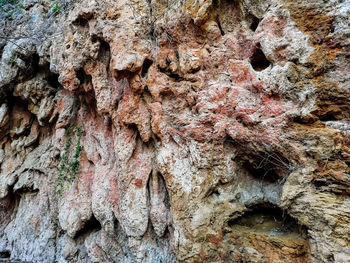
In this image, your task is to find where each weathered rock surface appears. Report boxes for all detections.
[0,0,350,262]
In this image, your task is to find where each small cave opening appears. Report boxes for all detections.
[0,191,20,231]
[250,46,271,71]
[76,68,93,92]
[319,114,337,122]
[7,92,26,110]
[243,160,281,183]
[226,203,311,262]
[237,150,290,184]
[24,52,40,70]
[225,203,311,262]
[6,95,34,129]
[0,250,10,259]
[293,116,303,124]
[79,88,98,117]
[73,17,89,27]
[44,71,60,89]
[250,15,261,32]
[72,13,92,27]
[210,189,220,197]
[16,52,40,82]
[97,38,111,61]
[95,38,112,80]
[318,111,342,122]
[141,59,153,78]
[76,68,87,84]
[113,69,134,81]
[74,214,102,240]
[227,204,309,242]
[292,114,317,125]
[313,178,329,188]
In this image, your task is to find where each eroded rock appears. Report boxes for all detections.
[0,0,349,262]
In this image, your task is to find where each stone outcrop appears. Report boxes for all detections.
[0,0,349,262]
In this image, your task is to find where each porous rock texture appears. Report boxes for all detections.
[0,0,350,262]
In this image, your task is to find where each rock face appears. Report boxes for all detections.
[0,0,350,262]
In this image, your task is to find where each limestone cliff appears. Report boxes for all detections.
[0,0,350,262]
